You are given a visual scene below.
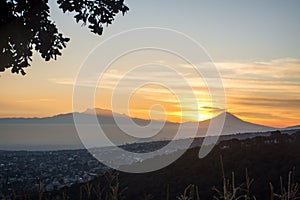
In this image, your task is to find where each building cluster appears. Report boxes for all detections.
[0,150,107,192]
[0,138,205,194]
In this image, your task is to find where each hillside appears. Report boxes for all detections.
[48,130,300,199]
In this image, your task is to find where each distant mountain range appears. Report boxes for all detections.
[0,108,298,150]
[285,125,300,130]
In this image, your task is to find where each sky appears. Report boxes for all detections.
[0,0,300,128]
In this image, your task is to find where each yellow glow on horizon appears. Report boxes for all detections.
[196,113,208,121]
[0,58,299,128]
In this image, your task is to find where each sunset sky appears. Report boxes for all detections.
[0,0,299,128]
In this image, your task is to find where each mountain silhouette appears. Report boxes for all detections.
[0,109,286,150]
[195,112,273,136]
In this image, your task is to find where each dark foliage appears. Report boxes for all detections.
[0,0,128,75]
[114,131,300,199]
[2,130,300,199]
[65,130,300,199]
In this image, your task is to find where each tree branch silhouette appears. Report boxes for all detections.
[0,0,129,75]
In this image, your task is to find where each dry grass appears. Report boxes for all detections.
[1,160,299,200]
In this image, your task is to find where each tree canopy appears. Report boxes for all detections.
[0,0,129,75]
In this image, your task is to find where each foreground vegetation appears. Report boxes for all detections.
[1,130,300,199]
[1,164,299,200]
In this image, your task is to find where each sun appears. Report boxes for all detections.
[180,111,211,122]
[196,113,206,121]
